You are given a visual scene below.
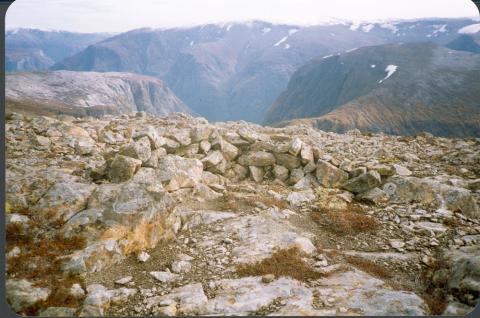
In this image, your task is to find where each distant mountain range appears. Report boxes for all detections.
[5,19,480,137]
[265,42,480,137]
[48,19,477,123]
[5,71,191,117]
[6,28,112,71]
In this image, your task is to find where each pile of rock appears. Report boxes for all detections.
[5,111,480,315]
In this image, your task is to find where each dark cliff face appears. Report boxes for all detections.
[266,42,480,138]
[5,71,192,117]
[49,19,477,123]
[447,34,480,53]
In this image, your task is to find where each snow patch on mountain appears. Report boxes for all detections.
[380,23,399,34]
[458,24,480,34]
[379,65,398,83]
[350,22,361,31]
[262,27,271,34]
[362,24,375,32]
[288,29,299,36]
[274,36,289,47]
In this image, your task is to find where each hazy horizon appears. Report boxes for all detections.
[6,0,480,33]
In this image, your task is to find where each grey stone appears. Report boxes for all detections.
[119,136,152,163]
[342,170,382,194]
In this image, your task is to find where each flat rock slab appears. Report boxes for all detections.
[343,251,416,261]
[153,271,426,316]
[316,269,427,315]
[220,215,316,264]
[172,208,237,230]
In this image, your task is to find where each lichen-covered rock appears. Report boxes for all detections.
[75,138,95,155]
[249,166,264,183]
[287,190,315,206]
[273,165,289,182]
[107,155,142,183]
[202,151,224,168]
[300,144,314,164]
[150,271,180,283]
[388,176,479,218]
[132,125,164,149]
[39,307,77,317]
[157,155,203,186]
[342,170,382,194]
[153,283,208,315]
[33,182,95,224]
[6,279,51,312]
[357,187,390,205]
[238,151,276,167]
[288,137,303,156]
[275,153,301,170]
[316,160,349,188]
[119,136,152,163]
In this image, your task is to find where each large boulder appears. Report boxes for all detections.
[357,188,389,205]
[238,151,276,167]
[167,129,192,146]
[342,170,382,194]
[157,155,203,188]
[300,144,314,164]
[275,153,301,170]
[191,126,213,143]
[119,136,152,163]
[33,182,95,224]
[132,125,165,149]
[249,166,264,183]
[273,165,289,182]
[288,137,303,156]
[316,160,349,188]
[220,141,239,161]
[202,151,224,168]
[108,155,142,183]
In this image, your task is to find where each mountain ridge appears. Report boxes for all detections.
[265,42,480,137]
[50,18,477,123]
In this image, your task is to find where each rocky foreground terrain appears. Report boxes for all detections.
[5,111,480,316]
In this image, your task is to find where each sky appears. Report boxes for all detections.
[6,0,480,33]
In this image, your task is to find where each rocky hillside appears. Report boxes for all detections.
[6,71,192,117]
[6,111,480,316]
[265,42,480,137]
[6,28,111,71]
[50,19,476,122]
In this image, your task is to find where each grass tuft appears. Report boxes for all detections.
[344,255,392,280]
[236,247,322,282]
[6,216,87,315]
[311,204,379,234]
